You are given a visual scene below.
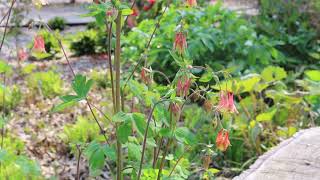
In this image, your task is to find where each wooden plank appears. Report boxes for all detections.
[234,127,320,180]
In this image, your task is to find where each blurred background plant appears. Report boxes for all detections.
[48,17,67,31]
[27,70,63,98]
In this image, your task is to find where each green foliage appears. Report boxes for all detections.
[70,30,97,56]
[69,28,109,55]
[0,136,40,179]
[0,150,41,179]
[48,16,67,31]
[21,64,36,75]
[31,30,61,60]
[255,0,320,66]
[61,116,105,150]
[123,3,281,81]
[52,74,93,112]
[90,69,109,89]
[27,70,63,98]
[0,60,12,75]
[2,136,25,154]
[84,141,115,176]
[50,1,320,179]
[0,84,21,110]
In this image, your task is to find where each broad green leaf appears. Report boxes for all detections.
[31,51,52,60]
[256,108,277,122]
[128,143,141,161]
[51,100,77,112]
[305,70,320,81]
[175,127,195,145]
[159,128,172,138]
[60,95,81,102]
[146,138,157,147]
[154,104,170,127]
[84,141,106,177]
[308,52,320,60]
[102,144,116,161]
[207,168,220,174]
[212,74,261,93]
[288,126,297,137]
[199,66,213,83]
[72,74,94,98]
[122,9,133,16]
[112,111,132,123]
[261,66,287,82]
[117,121,132,144]
[132,113,153,137]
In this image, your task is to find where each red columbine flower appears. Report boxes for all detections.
[33,35,46,53]
[216,129,231,152]
[217,91,238,114]
[173,32,187,55]
[176,75,191,98]
[17,48,28,61]
[186,0,197,7]
[143,0,156,11]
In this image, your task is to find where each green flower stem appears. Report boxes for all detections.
[114,10,123,180]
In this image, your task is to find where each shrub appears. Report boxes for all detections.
[122,3,280,82]
[86,21,100,30]
[48,17,67,31]
[70,28,110,55]
[27,70,63,98]
[255,0,320,66]
[70,30,97,56]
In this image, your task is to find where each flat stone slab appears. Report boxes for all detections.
[22,4,94,25]
[234,127,320,180]
[0,4,94,26]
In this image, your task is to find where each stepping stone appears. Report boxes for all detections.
[22,4,94,25]
[234,127,320,180]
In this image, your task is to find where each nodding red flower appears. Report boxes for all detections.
[140,68,150,84]
[217,91,238,114]
[176,76,191,98]
[186,0,197,7]
[216,129,231,152]
[33,35,46,53]
[143,0,156,11]
[173,32,187,55]
[170,103,180,116]
[17,48,28,61]
[132,8,139,16]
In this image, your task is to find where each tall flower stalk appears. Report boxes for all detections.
[115,9,123,180]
